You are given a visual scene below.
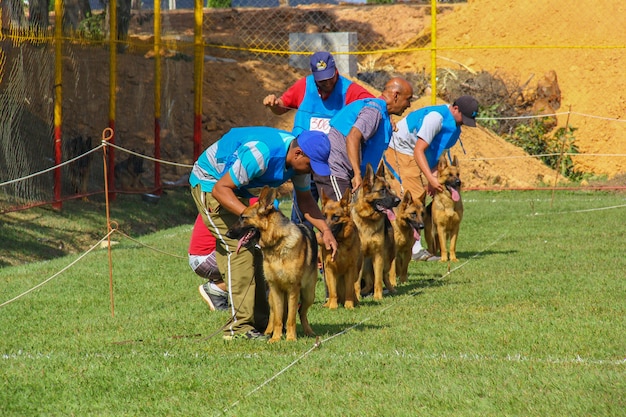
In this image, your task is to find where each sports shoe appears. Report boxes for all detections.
[199,283,228,312]
[412,248,432,261]
[223,328,270,341]
[412,248,441,262]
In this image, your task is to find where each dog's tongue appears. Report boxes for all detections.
[236,239,245,254]
[413,228,420,241]
[448,186,460,202]
[384,208,396,221]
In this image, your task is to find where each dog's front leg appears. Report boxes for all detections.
[285,288,300,341]
[372,257,385,300]
[324,266,339,309]
[449,225,460,262]
[268,286,285,343]
[437,225,449,262]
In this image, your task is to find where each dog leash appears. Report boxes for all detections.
[382,152,405,197]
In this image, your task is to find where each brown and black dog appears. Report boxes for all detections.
[391,190,425,284]
[227,186,318,342]
[424,155,464,262]
[319,187,363,310]
[115,152,146,190]
[352,163,401,300]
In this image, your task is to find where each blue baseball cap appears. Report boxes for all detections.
[309,51,337,82]
[297,130,331,176]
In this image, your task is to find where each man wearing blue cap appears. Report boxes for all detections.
[383,95,479,261]
[190,127,338,340]
[263,51,374,226]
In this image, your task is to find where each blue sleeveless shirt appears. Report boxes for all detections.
[292,74,351,136]
[405,105,460,169]
[330,98,392,173]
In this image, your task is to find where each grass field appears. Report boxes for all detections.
[1,189,625,416]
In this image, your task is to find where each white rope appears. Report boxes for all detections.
[460,152,626,162]
[0,229,115,309]
[0,143,104,187]
[104,142,193,169]
[219,233,508,415]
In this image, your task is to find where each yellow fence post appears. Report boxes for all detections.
[53,0,64,210]
[108,0,118,200]
[193,0,204,160]
[154,0,162,194]
[430,0,437,105]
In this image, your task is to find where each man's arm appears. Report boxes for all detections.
[263,78,307,115]
[262,94,290,115]
[211,172,248,216]
[345,127,364,191]
[414,139,443,194]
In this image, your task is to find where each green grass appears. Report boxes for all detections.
[1,190,625,416]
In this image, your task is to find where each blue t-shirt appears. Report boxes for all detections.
[189,127,310,197]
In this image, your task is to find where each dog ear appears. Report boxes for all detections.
[341,188,351,207]
[362,163,374,190]
[403,190,413,204]
[438,156,449,171]
[452,155,459,167]
[320,187,329,206]
[257,186,275,209]
[375,160,383,176]
[399,189,412,210]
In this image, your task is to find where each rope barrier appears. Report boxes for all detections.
[220,232,508,415]
[0,228,116,309]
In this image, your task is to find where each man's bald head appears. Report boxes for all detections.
[381,77,414,116]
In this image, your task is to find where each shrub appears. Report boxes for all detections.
[207,0,231,8]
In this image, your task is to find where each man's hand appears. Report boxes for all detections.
[426,174,443,196]
[321,229,338,261]
[351,174,362,193]
[263,94,289,115]
[263,94,280,107]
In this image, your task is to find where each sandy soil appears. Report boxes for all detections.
[68,0,624,189]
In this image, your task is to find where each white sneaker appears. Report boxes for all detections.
[412,249,431,261]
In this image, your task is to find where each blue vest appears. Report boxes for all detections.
[406,105,461,169]
[330,98,392,173]
[292,74,351,136]
[189,127,294,196]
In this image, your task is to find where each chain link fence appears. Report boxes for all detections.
[1,0,624,213]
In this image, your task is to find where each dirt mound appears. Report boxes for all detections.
[116,0,624,188]
[382,0,626,178]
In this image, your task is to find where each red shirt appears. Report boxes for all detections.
[280,76,374,109]
[188,214,216,255]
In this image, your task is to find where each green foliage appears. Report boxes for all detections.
[476,103,501,132]
[1,190,625,415]
[551,125,584,181]
[504,120,583,181]
[76,11,106,41]
[207,0,232,8]
[367,0,395,4]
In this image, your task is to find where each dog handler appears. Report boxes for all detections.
[383,95,479,261]
[189,127,337,340]
[263,51,375,227]
[313,77,413,201]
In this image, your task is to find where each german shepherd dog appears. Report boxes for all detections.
[424,155,464,262]
[66,135,93,200]
[115,152,145,190]
[226,186,318,342]
[319,187,363,310]
[391,190,425,284]
[352,163,401,300]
